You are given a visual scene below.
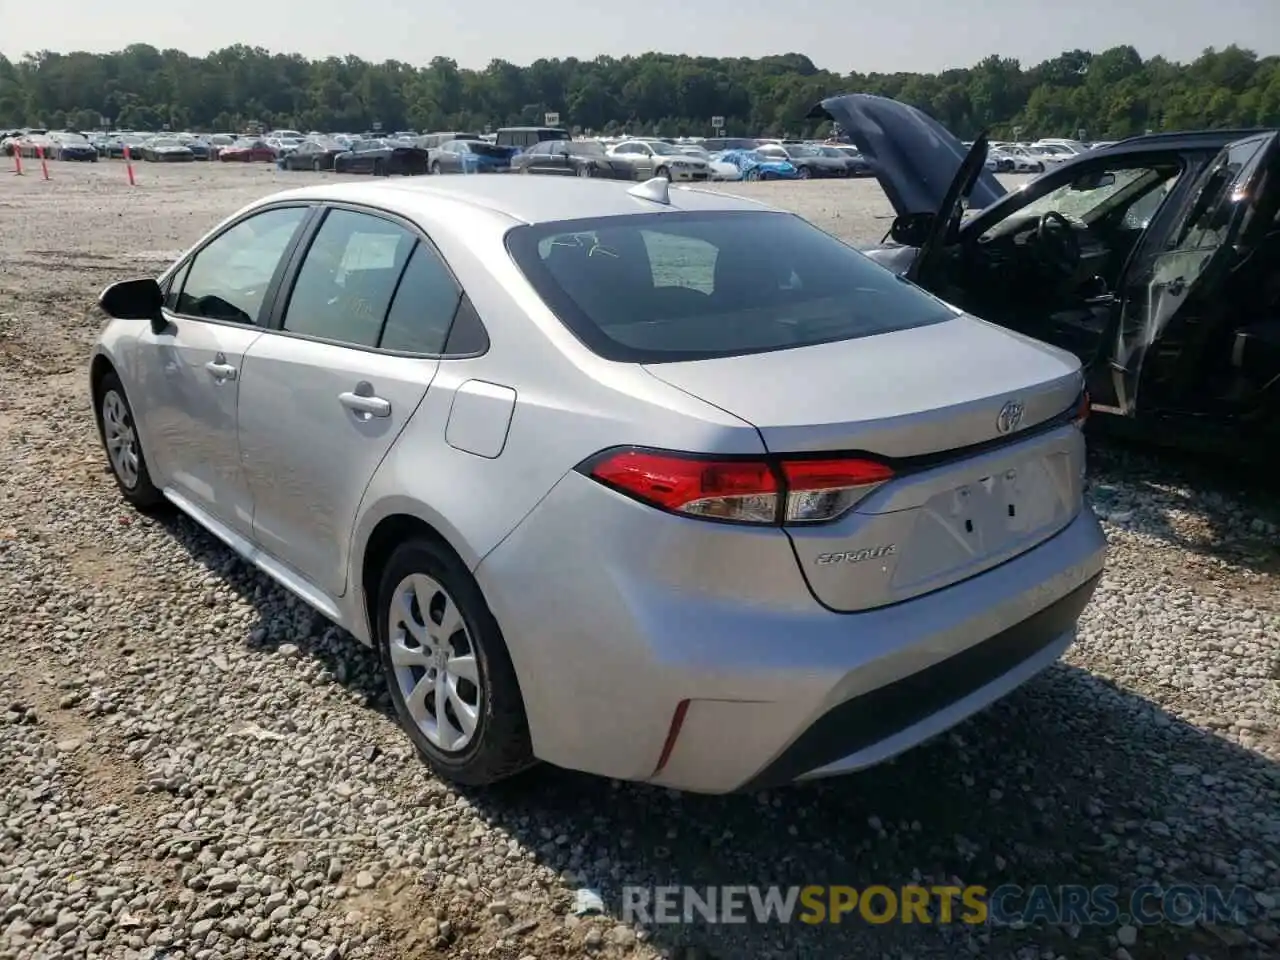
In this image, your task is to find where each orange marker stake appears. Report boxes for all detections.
[124,145,136,186]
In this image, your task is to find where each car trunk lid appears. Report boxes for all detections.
[809,93,1007,219]
[644,316,1086,611]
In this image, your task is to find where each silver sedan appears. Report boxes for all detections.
[89,176,1105,793]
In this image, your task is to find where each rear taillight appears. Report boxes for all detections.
[1073,389,1091,428]
[582,449,893,525]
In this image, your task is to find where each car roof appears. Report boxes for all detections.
[266,177,776,226]
[1101,128,1273,154]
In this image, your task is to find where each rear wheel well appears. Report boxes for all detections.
[360,514,464,641]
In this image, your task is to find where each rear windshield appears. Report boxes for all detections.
[467,141,510,157]
[505,211,954,362]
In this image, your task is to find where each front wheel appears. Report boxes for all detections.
[745,168,760,182]
[655,166,671,180]
[577,164,594,178]
[430,161,442,175]
[377,538,535,786]
[796,166,811,180]
[96,372,164,510]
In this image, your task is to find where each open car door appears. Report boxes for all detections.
[1109,131,1280,417]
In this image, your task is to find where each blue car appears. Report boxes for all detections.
[430,139,519,174]
[715,149,799,181]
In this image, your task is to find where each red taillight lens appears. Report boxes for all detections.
[584,449,893,525]
[587,450,779,523]
[1073,389,1091,428]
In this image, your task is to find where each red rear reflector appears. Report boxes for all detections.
[1074,390,1091,427]
[652,699,691,776]
[585,449,893,525]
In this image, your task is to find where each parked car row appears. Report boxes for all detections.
[2,130,99,161]
[268,131,875,183]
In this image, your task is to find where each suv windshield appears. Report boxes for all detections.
[506,211,954,362]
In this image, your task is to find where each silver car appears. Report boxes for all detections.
[89,176,1106,794]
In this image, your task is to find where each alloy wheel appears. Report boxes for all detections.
[387,573,482,752]
[101,389,140,489]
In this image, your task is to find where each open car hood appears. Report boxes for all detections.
[809,94,1007,218]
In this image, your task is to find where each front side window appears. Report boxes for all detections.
[176,206,309,324]
[508,211,954,362]
[282,210,414,346]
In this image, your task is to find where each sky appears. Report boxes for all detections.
[1,0,1278,74]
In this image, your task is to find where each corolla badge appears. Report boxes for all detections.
[996,399,1025,434]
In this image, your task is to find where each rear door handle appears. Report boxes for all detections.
[339,390,391,418]
[205,360,238,381]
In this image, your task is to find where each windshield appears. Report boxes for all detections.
[1013,168,1168,223]
[786,145,820,158]
[646,142,680,156]
[506,211,953,363]
[152,139,181,148]
[56,133,88,143]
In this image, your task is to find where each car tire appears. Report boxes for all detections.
[745,168,760,182]
[376,537,535,787]
[430,161,442,175]
[655,166,671,180]
[577,164,594,178]
[95,372,164,511]
[797,166,811,180]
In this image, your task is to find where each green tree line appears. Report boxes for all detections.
[1,43,1277,140]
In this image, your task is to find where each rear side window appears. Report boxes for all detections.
[282,209,414,347]
[507,211,954,362]
[380,242,462,353]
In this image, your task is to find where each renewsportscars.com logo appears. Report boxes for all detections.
[621,884,1260,927]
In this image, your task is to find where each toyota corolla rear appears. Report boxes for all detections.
[476,206,1106,794]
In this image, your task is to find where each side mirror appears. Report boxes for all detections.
[890,212,935,248]
[99,277,164,324]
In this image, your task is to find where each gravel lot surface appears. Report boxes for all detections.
[1,161,1277,960]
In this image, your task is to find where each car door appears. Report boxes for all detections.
[546,142,575,175]
[236,206,459,596]
[522,141,552,174]
[133,204,313,536]
[1110,132,1280,415]
[633,144,657,178]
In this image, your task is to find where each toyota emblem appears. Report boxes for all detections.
[997,400,1025,434]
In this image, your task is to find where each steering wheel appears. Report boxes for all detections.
[1034,210,1082,276]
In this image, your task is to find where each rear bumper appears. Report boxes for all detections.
[475,471,1106,794]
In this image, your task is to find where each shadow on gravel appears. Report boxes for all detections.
[1087,439,1280,581]
[148,497,1278,960]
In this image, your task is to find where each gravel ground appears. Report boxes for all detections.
[0,160,1278,960]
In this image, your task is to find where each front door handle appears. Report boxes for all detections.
[205,360,238,381]
[339,390,391,419]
